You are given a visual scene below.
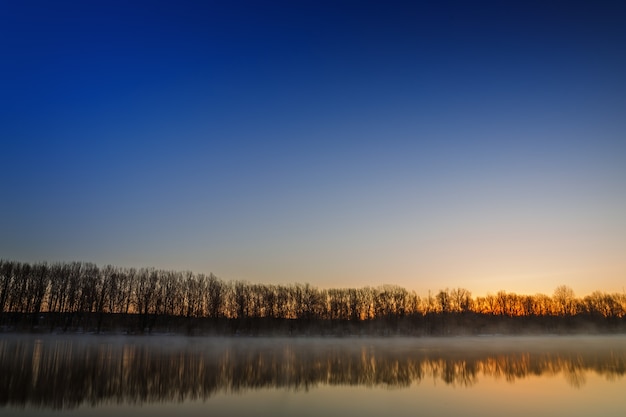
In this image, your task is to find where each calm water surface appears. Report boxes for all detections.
[1,334,625,417]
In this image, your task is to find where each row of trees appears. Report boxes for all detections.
[1,259,625,334]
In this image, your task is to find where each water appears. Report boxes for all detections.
[1,334,625,417]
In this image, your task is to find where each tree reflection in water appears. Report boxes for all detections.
[0,335,625,409]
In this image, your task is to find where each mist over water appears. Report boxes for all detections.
[1,334,626,416]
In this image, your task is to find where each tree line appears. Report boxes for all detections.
[1,259,625,334]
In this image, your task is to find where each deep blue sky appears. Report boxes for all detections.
[2,0,625,295]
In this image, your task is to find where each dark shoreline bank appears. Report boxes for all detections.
[2,311,625,337]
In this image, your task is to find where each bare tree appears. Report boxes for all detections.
[0,260,14,319]
[553,285,576,316]
[436,289,450,314]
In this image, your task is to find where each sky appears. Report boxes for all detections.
[1,0,625,297]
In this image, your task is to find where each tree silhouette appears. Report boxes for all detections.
[0,259,624,335]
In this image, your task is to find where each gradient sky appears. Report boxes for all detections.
[2,0,625,296]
